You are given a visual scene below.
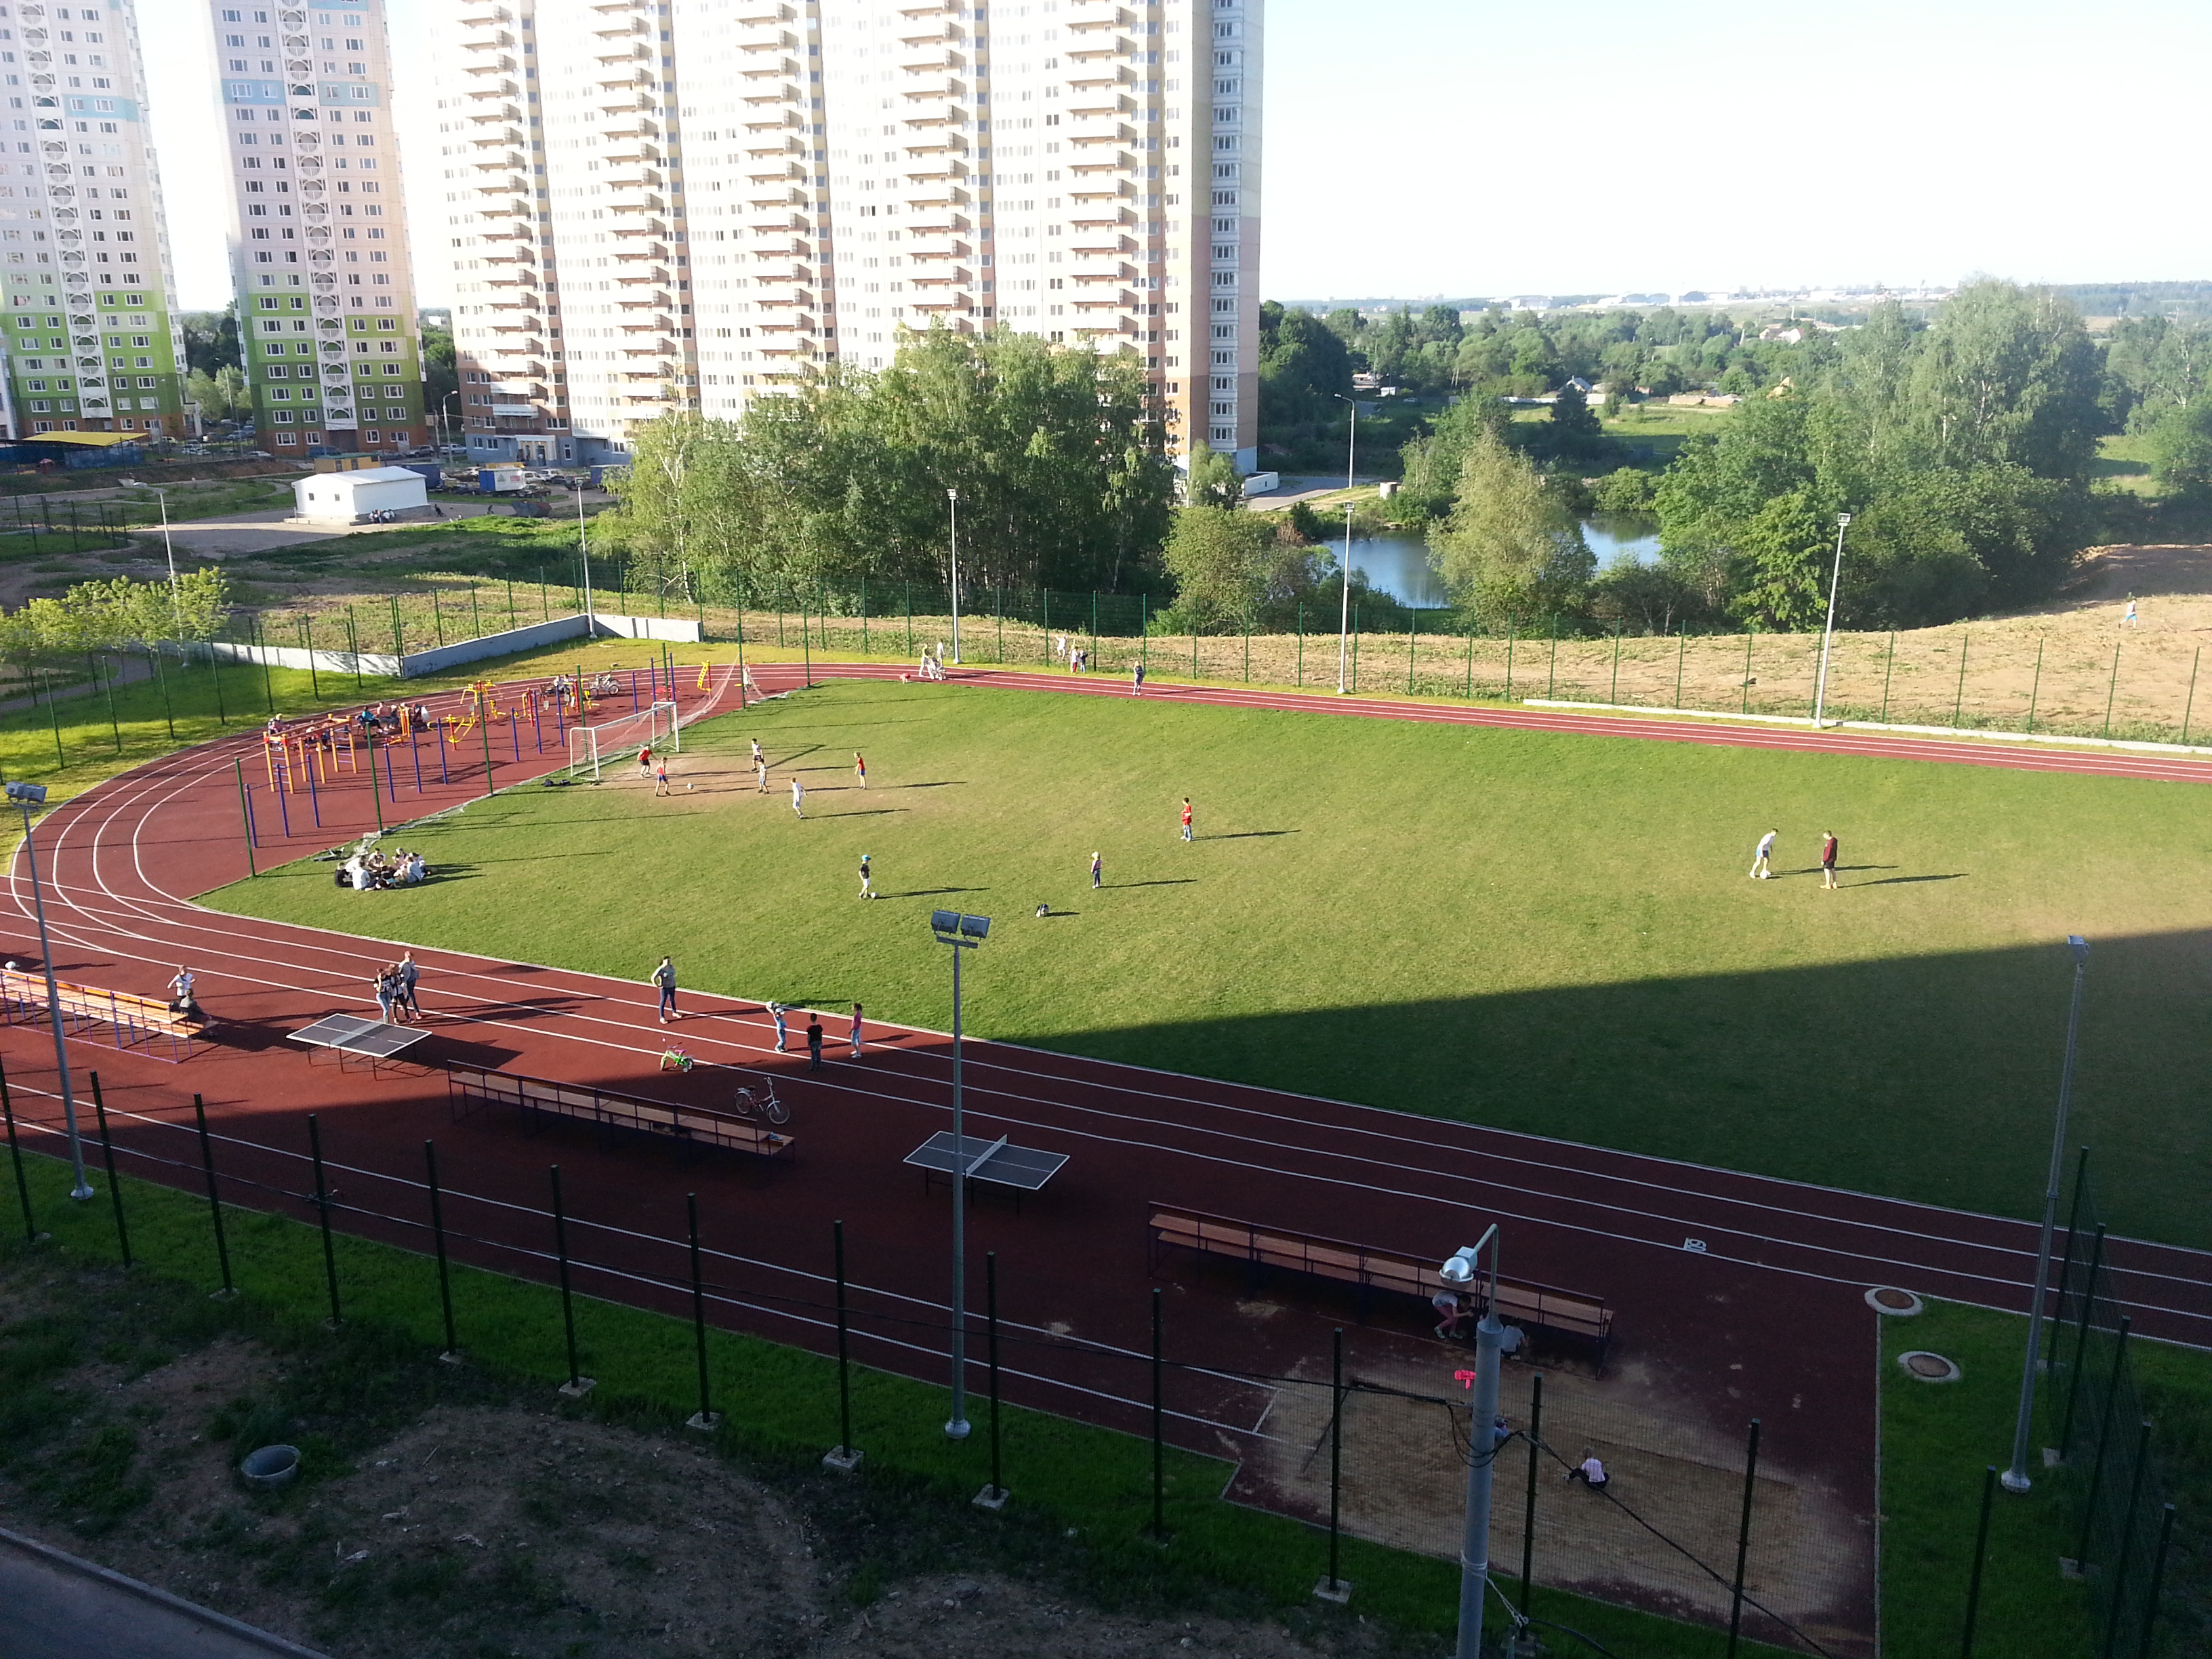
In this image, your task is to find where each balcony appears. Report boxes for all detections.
[470,129,525,148]
[1072,269,1131,285]
[467,104,523,125]
[1068,184,1127,202]
[616,292,673,309]
[615,268,673,285]
[1067,157,1130,176]
[754,266,811,284]
[1069,127,1132,149]
[1073,238,1132,256]
[735,3,794,22]
[737,33,798,54]
[613,246,670,263]
[909,271,970,287]
[1071,211,1131,229]
[1068,96,1131,118]
[466,80,521,101]
[743,85,802,107]
[901,79,958,100]
[1071,296,1128,311]
[621,316,674,333]
[754,291,816,308]
[1066,11,1131,33]
[740,57,799,78]
[463,54,516,74]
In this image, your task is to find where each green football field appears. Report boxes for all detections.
[209,679,2212,1248]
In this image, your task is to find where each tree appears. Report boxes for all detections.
[178,308,240,376]
[1397,394,1511,520]
[1185,443,1243,507]
[1430,430,1593,626]
[1726,489,1831,630]
[1544,383,1603,459]
[419,322,458,433]
[1158,505,1274,632]
[2149,400,2212,499]
[1904,279,2102,485]
[186,365,248,424]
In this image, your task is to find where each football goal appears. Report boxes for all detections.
[566,699,679,783]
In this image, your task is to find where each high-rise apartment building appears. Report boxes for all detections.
[0,0,188,440]
[433,0,1258,472]
[204,0,428,457]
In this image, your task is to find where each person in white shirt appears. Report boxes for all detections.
[1748,829,1778,880]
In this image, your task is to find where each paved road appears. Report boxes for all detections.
[0,1527,327,1659]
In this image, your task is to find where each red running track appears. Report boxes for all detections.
[5,659,2208,1650]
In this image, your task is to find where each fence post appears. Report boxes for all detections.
[1316,1324,1349,1601]
[425,1140,459,1361]
[300,617,320,700]
[1610,620,1622,704]
[1953,631,1969,727]
[255,618,274,714]
[1741,627,1754,714]
[1520,1370,1542,1618]
[478,714,496,795]
[2099,1421,2154,1656]
[2028,636,2045,733]
[1959,1465,1996,1658]
[686,1192,720,1431]
[1674,628,1686,709]
[308,1113,340,1327]
[2074,1314,2131,1565]
[2183,647,2201,745]
[2049,1147,2091,1379]
[2060,1224,2108,1448]
[95,652,119,754]
[1724,1418,1761,1658]
[2098,642,2123,739]
[1547,617,1558,699]
[1405,613,1414,695]
[86,1071,127,1264]
[1465,619,1475,699]
[550,1165,592,1396]
[1150,1286,1168,1542]
[1,1057,43,1244]
[1351,607,1359,692]
[2136,1503,2177,1659]
[824,1219,861,1469]
[151,647,175,741]
[976,1250,1007,1510]
[1506,615,1516,701]
[192,1094,234,1298]
[346,605,363,692]
[45,672,64,767]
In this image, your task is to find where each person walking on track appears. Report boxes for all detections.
[396,952,422,1023]
[652,956,679,1023]
[806,1012,824,1073]
[850,1002,864,1059]
[1181,796,1194,843]
[1820,831,1839,890]
[853,751,867,789]
[167,965,197,1017]
[1091,850,1103,890]
[1749,828,1777,880]
[372,967,398,1025]
[1132,662,1145,695]
[791,776,805,819]
[859,853,874,901]
[771,1002,790,1052]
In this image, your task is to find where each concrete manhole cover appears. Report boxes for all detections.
[1866,1286,1924,1316]
[1898,1350,1961,1383]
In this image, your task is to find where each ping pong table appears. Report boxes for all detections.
[288,1012,434,1073]
[903,1130,1068,1214]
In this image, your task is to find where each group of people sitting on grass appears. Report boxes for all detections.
[335,844,427,891]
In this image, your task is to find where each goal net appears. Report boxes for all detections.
[567,700,679,783]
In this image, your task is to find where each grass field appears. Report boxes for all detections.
[209,676,2212,1250]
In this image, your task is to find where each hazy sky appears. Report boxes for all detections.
[141,0,2210,312]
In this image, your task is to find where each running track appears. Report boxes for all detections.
[3,659,2207,1646]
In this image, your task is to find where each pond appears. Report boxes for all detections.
[1345,517,1664,608]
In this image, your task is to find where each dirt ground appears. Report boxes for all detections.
[0,1257,1418,1659]
[1225,1347,1869,1659]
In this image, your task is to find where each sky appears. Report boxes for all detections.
[141,0,2212,314]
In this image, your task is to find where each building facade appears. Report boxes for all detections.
[432,0,1258,472]
[203,0,428,456]
[0,0,189,440]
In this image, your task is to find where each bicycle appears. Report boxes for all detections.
[731,1078,789,1124]
[659,1046,694,1073]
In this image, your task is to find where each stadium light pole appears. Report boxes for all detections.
[6,783,94,1202]
[946,487,962,665]
[1811,512,1852,728]
[1441,1227,1518,1659]
[120,478,180,631]
[2004,934,2091,1494]
[1332,393,1358,694]
[928,909,990,1439]
[572,480,594,634]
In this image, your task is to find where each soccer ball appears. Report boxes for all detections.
[686,783,694,790]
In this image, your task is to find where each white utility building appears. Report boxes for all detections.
[291,465,427,523]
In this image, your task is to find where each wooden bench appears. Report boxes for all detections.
[1149,1202,1613,1370]
[446,1064,794,1163]
[0,968,207,1061]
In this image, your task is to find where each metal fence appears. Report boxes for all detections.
[2045,1151,2190,1657]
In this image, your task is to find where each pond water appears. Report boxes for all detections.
[1345,517,1664,608]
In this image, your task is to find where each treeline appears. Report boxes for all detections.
[600,329,1174,609]
[0,570,230,669]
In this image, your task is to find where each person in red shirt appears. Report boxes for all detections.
[1180,797,1193,842]
[1821,832,1839,890]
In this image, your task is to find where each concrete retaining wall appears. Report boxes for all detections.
[197,612,701,682]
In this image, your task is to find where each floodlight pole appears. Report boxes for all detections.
[1448,1225,1516,1659]
[575,482,594,635]
[1811,512,1851,727]
[123,480,180,632]
[9,789,93,1200]
[947,487,962,666]
[2005,935,2091,1494]
[1333,393,1357,695]
[930,912,989,1440]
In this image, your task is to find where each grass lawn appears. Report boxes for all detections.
[209,677,2212,1249]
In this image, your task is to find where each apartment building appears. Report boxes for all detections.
[433,0,1258,472]
[0,0,188,440]
[204,0,428,457]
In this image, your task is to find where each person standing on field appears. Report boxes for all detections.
[1821,832,1839,890]
[1091,850,1103,890]
[791,775,805,818]
[750,737,764,770]
[1749,828,1777,880]
[806,1012,824,1073]
[850,1002,864,1059]
[652,956,679,1023]
[653,756,672,796]
[1181,797,1193,842]
[853,751,867,789]
[858,853,874,901]
[756,755,770,794]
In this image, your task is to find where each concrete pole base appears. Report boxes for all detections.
[685,1411,722,1434]
[821,1446,864,1473]
[556,1376,596,1399]
[972,1484,1009,1513]
[1311,1577,1353,1605]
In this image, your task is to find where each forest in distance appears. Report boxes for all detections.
[585,279,2210,643]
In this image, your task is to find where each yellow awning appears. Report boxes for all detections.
[19,430,139,447]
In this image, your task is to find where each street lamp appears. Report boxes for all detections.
[6,783,94,1202]
[2004,935,2091,1494]
[119,478,180,632]
[572,479,594,633]
[1811,512,1852,728]
[1332,392,1359,695]
[1440,1227,1518,1659]
[928,907,990,1439]
[441,390,462,457]
[946,487,962,665]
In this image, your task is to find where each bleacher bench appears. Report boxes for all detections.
[0,968,207,1059]
[1148,1202,1612,1370]
[447,1064,794,1162]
